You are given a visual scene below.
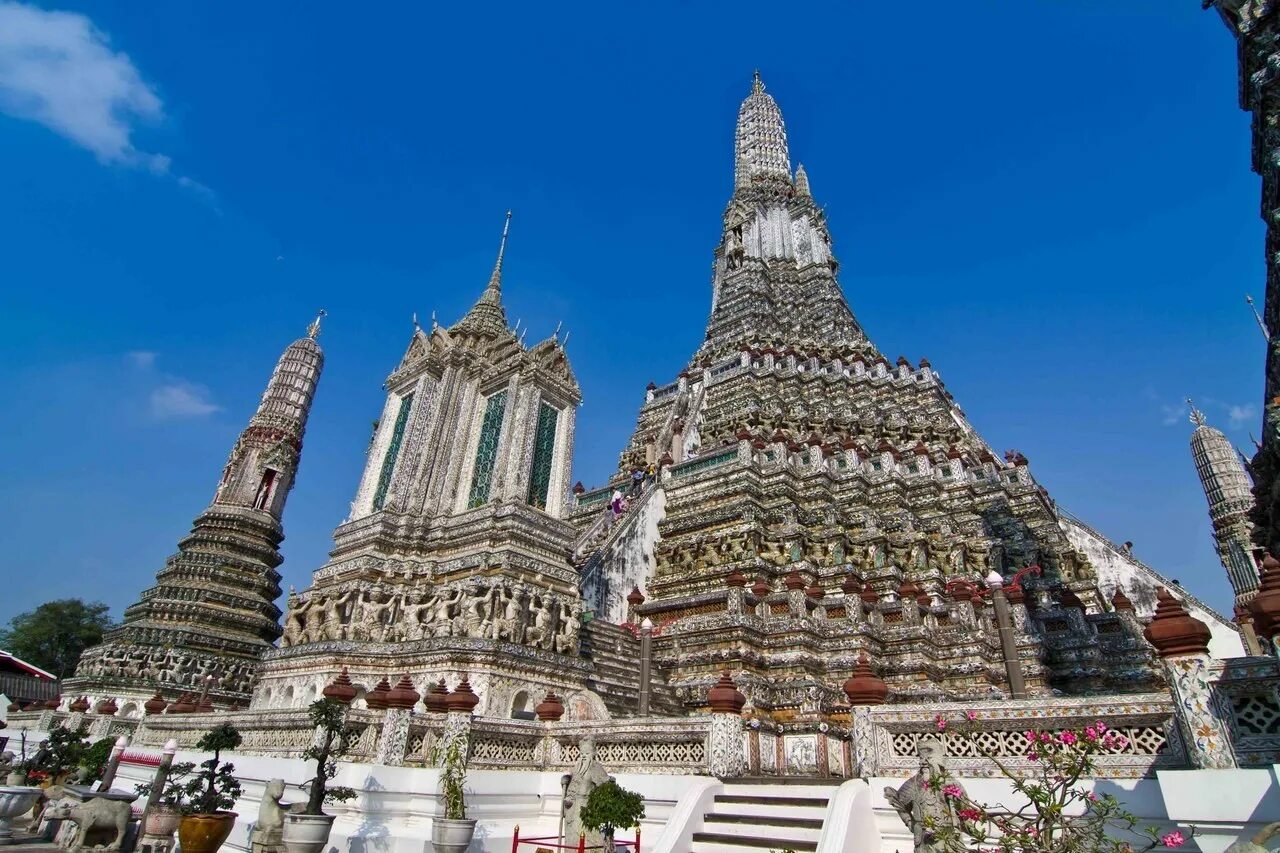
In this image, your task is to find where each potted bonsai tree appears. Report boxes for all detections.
[281,699,356,853]
[134,761,194,841]
[580,780,645,851]
[430,734,475,853]
[30,723,90,785]
[177,723,243,853]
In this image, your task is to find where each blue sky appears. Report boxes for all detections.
[0,1,1263,624]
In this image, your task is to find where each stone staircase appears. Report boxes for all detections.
[579,619,683,718]
[690,778,840,852]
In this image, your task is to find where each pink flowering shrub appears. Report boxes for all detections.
[925,715,1194,852]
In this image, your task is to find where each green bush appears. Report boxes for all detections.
[580,780,645,842]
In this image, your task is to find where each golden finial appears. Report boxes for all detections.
[752,69,764,94]
[1247,294,1269,341]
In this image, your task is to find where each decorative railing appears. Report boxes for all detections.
[1214,656,1280,766]
[649,382,678,400]
[863,694,1181,778]
[667,448,737,480]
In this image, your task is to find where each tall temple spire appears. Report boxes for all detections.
[66,323,325,706]
[1189,402,1261,604]
[307,308,326,340]
[453,211,513,336]
[707,73,864,352]
[734,70,792,192]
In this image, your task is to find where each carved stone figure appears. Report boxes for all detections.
[884,738,963,853]
[525,598,555,650]
[1225,822,1280,853]
[561,736,611,849]
[66,796,132,852]
[555,601,580,655]
[250,778,305,853]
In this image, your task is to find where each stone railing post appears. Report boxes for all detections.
[638,619,654,717]
[96,735,129,791]
[140,739,179,828]
[843,652,888,776]
[1234,604,1265,657]
[986,571,1027,699]
[375,675,419,767]
[785,572,806,619]
[1250,554,1280,654]
[726,570,747,615]
[1145,587,1237,768]
[436,678,479,767]
[706,672,746,778]
[534,692,565,769]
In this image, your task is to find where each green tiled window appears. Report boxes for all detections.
[467,390,508,508]
[526,402,559,509]
[372,392,414,511]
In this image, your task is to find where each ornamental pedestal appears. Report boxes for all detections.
[1146,587,1236,769]
[706,673,746,778]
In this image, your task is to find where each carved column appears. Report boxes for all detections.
[435,678,480,767]
[1145,587,1236,769]
[726,570,747,615]
[638,619,654,717]
[785,571,806,618]
[376,675,420,767]
[706,673,746,778]
[986,572,1027,699]
[843,652,888,777]
[96,735,129,791]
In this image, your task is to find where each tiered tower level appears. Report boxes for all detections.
[575,73,1175,716]
[251,221,607,720]
[1189,402,1261,605]
[1210,1,1280,554]
[67,318,326,709]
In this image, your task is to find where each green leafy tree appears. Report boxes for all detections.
[80,737,116,781]
[0,599,112,678]
[300,699,357,815]
[184,724,243,815]
[432,734,470,820]
[580,780,645,845]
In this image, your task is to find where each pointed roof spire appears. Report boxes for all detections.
[1247,294,1269,341]
[307,308,326,340]
[795,163,811,197]
[1187,397,1207,428]
[486,209,513,295]
[734,69,791,192]
[452,212,513,336]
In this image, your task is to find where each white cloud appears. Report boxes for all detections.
[0,2,165,167]
[1228,403,1258,430]
[1160,401,1186,427]
[149,383,219,420]
[126,350,156,369]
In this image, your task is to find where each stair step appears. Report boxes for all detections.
[722,782,840,799]
[703,814,824,830]
[691,832,818,851]
[734,776,843,786]
[715,794,829,808]
[700,818,821,844]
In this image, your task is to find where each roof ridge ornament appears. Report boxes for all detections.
[752,68,764,94]
[307,308,326,340]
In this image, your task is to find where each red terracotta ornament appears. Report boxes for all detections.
[1144,587,1211,658]
[534,692,565,722]
[144,692,167,716]
[1110,588,1135,614]
[424,679,450,713]
[706,672,746,715]
[366,676,392,711]
[385,674,421,710]
[843,652,889,706]
[323,667,358,705]
[1250,553,1280,638]
[445,677,481,714]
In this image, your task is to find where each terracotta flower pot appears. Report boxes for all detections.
[144,806,182,839]
[178,811,238,853]
[281,812,336,853]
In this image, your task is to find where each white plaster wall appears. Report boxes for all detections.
[870,770,1280,853]
[1060,514,1245,660]
[114,751,704,853]
[590,488,667,624]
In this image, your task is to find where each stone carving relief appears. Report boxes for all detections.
[280,578,581,653]
[74,645,254,693]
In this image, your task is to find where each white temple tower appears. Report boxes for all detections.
[1189,400,1260,604]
